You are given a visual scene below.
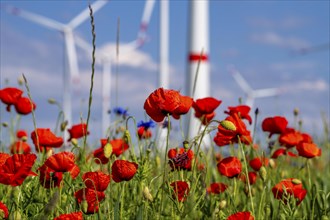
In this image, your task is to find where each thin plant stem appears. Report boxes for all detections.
[83,4,96,152]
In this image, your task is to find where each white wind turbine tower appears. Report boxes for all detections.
[75,0,156,137]
[2,1,107,142]
[228,65,282,110]
[185,0,210,143]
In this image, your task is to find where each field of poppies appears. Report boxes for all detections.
[0,80,329,220]
[0,8,329,220]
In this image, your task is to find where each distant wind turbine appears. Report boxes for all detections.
[2,1,107,142]
[228,65,282,109]
[75,0,155,136]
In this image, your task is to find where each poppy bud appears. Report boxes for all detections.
[10,210,21,220]
[255,108,259,115]
[0,210,5,220]
[219,200,226,209]
[47,98,57,104]
[321,215,329,220]
[269,159,276,168]
[264,205,271,217]
[46,149,53,158]
[156,156,161,168]
[61,121,68,132]
[293,108,299,116]
[17,76,24,86]
[103,143,113,158]
[183,140,189,149]
[143,186,153,202]
[259,166,267,181]
[81,200,89,214]
[291,179,302,185]
[71,138,78,147]
[123,130,131,144]
[2,122,8,127]
[219,120,236,131]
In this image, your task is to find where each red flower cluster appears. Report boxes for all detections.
[93,139,129,164]
[74,171,111,214]
[0,201,9,220]
[170,181,190,202]
[262,116,288,137]
[54,211,83,220]
[67,123,89,141]
[168,148,194,171]
[0,87,36,115]
[217,156,242,178]
[224,105,252,125]
[144,88,193,122]
[31,128,63,152]
[207,182,228,194]
[272,178,307,205]
[227,211,254,220]
[111,160,138,183]
[214,113,252,147]
[192,97,221,125]
[0,153,37,186]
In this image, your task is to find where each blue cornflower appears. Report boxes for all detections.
[137,120,155,129]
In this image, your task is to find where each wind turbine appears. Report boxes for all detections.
[75,0,156,137]
[228,65,282,109]
[2,1,107,142]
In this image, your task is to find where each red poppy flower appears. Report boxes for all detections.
[111,160,138,183]
[137,127,152,139]
[217,156,242,178]
[207,182,228,194]
[0,87,23,112]
[16,130,28,139]
[0,201,9,220]
[225,105,252,125]
[0,153,37,186]
[54,211,83,220]
[82,171,111,192]
[272,178,307,205]
[38,164,63,189]
[10,141,31,154]
[170,181,190,202]
[14,96,36,115]
[44,152,79,179]
[168,148,194,171]
[192,97,221,125]
[227,211,254,220]
[240,172,258,185]
[249,157,269,171]
[262,116,288,138]
[279,128,304,148]
[296,142,321,158]
[0,153,10,167]
[214,113,252,147]
[31,128,63,152]
[74,188,106,214]
[143,88,193,122]
[301,133,313,143]
[67,123,89,141]
[271,148,297,159]
[93,147,110,164]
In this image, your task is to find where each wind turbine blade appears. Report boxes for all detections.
[68,0,107,29]
[253,88,281,98]
[136,0,156,46]
[75,35,93,54]
[64,31,80,81]
[2,4,64,31]
[102,62,111,137]
[228,66,253,93]
[245,96,254,109]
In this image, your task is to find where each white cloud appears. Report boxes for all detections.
[250,32,310,49]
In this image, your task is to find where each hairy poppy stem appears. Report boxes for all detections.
[238,137,255,215]
[83,4,96,153]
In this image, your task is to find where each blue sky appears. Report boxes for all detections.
[1,0,329,145]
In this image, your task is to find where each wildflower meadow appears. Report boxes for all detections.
[0,5,329,220]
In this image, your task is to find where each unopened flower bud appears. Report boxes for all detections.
[46,149,53,158]
[81,200,89,214]
[291,179,302,185]
[17,76,24,86]
[47,98,57,104]
[259,166,267,181]
[156,156,161,168]
[293,108,299,116]
[21,136,28,142]
[255,108,259,115]
[321,215,329,220]
[143,186,153,202]
[220,120,236,131]
[183,140,189,149]
[10,210,21,220]
[269,159,276,168]
[264,205,271,217]
[2,122,8,127]
[71,138,78,147]
[60,121,68,132]
[219,200,227,209]
[0,210,5,219]
[103,143,113,158]
[123,130,131,144]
